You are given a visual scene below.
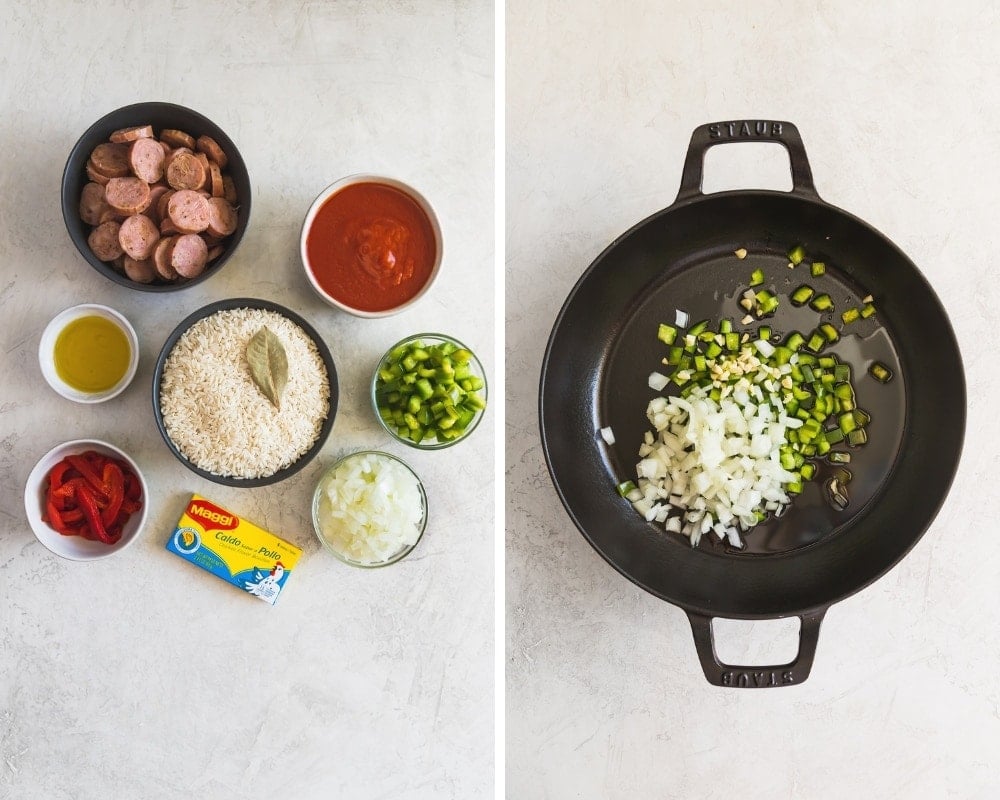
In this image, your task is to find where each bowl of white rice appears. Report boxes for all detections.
[311,450,427,567]
[153,298,338,486]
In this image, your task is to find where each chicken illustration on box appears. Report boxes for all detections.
[245,562,285,604]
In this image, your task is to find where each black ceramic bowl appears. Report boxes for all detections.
[152,298,339,487]
[61,101,252,292]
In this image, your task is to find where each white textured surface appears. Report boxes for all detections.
[0,2,493,799]
[507,2,999,798]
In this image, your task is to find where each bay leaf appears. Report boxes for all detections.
[246,326,288,410]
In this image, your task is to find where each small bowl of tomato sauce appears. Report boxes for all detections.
[300,175,442,317]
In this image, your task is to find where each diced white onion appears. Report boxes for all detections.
[628,383,797,549]
[600,426,616,445]
[315,452,424,565]
[648,372,670,392]
[675,309,689,327]
[754,339,775,358]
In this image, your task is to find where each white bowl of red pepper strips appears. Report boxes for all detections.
[24,439,148,561]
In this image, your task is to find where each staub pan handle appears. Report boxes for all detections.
[686,608,827,687]
[675,119,820,202]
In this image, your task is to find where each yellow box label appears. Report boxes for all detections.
[166,494,302,605]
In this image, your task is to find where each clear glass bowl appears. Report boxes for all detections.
[370,333,488,450]
[311,450,427,568]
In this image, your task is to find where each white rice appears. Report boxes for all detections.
[159,308,330,479]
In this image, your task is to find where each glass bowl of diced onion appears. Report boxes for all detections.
[370,333,488,450]
[311,450,428,568]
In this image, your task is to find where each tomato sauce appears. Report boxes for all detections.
[305,182,437,312]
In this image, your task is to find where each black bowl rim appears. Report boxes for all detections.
[152,298,339,487]
[61,101,252,293]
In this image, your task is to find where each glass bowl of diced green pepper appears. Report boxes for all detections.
[371,333,488,449]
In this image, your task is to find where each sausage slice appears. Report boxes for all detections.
[123,256,157,283]
[129,137,165,183]
[153,236,178,280]
[79,182,112,226]
[170,234,208,278]
[85,160,111,185]
[165,151,207,191]
[88,220,123,261]
[105,177,151,214]
[119,214,160,260]
[145,184,170,224]
[205,198,237,238]
[222,175,238,205]
[195,135,228,169]
[167,189,210,233]
[110,125,154,143]
[89,143,131,178]
[208,161,224,197]
[161,128,195,149]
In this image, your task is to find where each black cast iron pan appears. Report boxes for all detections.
[539,121,965,687]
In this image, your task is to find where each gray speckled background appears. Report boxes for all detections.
[0,2,494,799]
[506,1,999,797]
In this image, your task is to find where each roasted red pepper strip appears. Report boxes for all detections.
[75,485,114,544]
[65,454,109,503]
[47,460,72,490]
[44,498,69,533]
[51,477,88,502]
[120,497,141,515]
[100,462,125,527]
[60,508,85,525]
[124,471,141,501]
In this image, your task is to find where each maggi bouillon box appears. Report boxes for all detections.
[166,494,302,605]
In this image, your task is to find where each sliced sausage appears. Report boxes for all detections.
[205,198,237,238]
[110,125,153,143]
[118,214,160,260]
[79,123,239,284]
[222,174,238,205]
[105,177,151,214]
[170,234,208,278]
[193,152,211,190]
[87,220,123,261]
[165,151,206,191]
[163,146,191,167]
[167,189,210,233]
[156,188,176,221]
[208,161,224,197]
[89,143,131,178]
[86,160,111,185]
[161,128,195,149]
[129,137,165,183]
[196,135,228,169]
[123,256,157,283]
[145,184,170,224]
[98,207,125,224]
[79,182,112,226]
[153,236,178,280]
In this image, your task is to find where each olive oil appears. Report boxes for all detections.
[54,315,131,393]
